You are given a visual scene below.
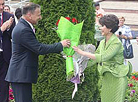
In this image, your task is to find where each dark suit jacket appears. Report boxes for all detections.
[0,11,15,64]
[5,18,63,83]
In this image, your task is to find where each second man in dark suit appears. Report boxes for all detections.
[0,0,15,102]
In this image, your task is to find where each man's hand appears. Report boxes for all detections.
[61,39,71,48]
[1,17,14,32]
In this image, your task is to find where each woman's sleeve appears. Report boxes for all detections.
[87,43,101,67]
[95,41,122,63]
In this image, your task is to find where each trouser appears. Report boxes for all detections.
[0,52,9,102]
[11,82,32,102]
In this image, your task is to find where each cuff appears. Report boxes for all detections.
[95,54,101,62]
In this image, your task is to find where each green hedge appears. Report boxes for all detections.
[31,0,100,102]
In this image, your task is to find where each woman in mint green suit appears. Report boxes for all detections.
[73,14,131,102]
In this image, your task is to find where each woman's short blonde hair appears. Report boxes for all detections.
[119,16,125,21]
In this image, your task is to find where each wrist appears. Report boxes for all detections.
[0,26,4,32]
[81,50,85,56]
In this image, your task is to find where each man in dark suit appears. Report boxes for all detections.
[5,3,70,102]
[0,0,15,102]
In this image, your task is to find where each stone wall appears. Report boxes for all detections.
[100,1,138,31]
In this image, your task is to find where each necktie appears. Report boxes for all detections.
[0,14,3,51]
[0,14,1,24]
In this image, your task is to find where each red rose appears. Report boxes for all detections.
[135,77,138,81]
[72,18,77,23]
[132,76,136,80]
[65,17,70,21]
[56,19,60,26]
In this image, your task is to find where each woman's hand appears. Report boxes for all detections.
[72,46,84,55]
[121,35,127,39]
[73,46,96,59]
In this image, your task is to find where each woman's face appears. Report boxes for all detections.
[100,25,111,36]
[119,18,125,27]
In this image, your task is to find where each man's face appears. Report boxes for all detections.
[4,6,10,13]
[95,6,100,10]
[29,8,42,25]
[0,0,4,13]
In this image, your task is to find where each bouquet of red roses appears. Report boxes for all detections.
[55,16,84,80]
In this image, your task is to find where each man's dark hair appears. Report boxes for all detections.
[22,3,40,15]
[99,14,119,33]
[15,8,22,19]
[94,2,100,7]
[4,5,10,10]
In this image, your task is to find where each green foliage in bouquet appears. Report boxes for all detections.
[30,0,99,101]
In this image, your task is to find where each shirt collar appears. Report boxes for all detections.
[120,25,125,28]
[23,18,34,30]
[0,13,2,19]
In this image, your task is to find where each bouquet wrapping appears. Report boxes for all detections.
[71,44,96,98]
[56,16,84,80]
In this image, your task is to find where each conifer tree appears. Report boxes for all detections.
[31,0,100,101]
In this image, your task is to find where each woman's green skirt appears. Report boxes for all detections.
[101,72,127,102]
